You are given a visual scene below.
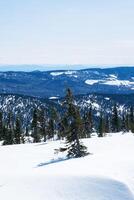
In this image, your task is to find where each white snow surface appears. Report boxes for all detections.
[50,71,76,76]
[109,74,118,79]
[50,72,64,76]
[85,80,100,85]
[85,76,134,88]
[0,133,134,200]
[103,80,134,86]
[49,96,59,100]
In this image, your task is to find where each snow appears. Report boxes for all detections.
[105,97,110,100]
[92,102,100,110]
[118,105,125,113]
[85,80,100,85]
[49,96,59,100]
[85,76,134,88]
[50,71,76,76]
[64,71,76,75]
[0,133,134,199]
[109,74,117,79]
[50,72,64,76]
[103,80,134,87]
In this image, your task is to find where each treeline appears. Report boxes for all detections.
[0,89,134,146]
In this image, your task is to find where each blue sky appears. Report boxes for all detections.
[0,0,134,66]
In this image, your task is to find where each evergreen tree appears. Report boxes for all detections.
[2,126,8,145]
[25,126,29,137]
[14,116,21,144]
[105,115,110,133]
[31,109,40,143]
[3,126,14,145]
[129,106,134,123]
[58,115,68,139]
[111,104,120,132]
[125,112,130,132]
[0,111,3,140]
[48,107,58,140]
[83,106,93,138]
[121,113,128,133]
[64,88,88,158]
[21,133,25,144]
[38,108,47,142]
[129,106,134,132]
[3,112,14,145]
[98,113,105,137]
[47,118,54,139]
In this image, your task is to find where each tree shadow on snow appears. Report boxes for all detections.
[34,142,48,146]
[37,157,69,167]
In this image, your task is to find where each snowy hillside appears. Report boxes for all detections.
[1,93,134,129]
[0,133,134,200]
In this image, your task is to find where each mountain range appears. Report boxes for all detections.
[0,66,133,122]
[0,67,134,97]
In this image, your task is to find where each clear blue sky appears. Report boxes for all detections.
[0,0,134,66]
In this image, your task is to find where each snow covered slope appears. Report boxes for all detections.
[0,133,134,200]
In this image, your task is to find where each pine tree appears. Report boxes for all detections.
[0,111,3,140]
[121,113,127,133]
[83,106,93,138]
[21,133,25,144]
[58,115,68,139]
[38,108,47,142]
[3,126,14,145]
[125,112,130,132]
[31,109,40,143]
[111,104,120,132]
[98,113,105,137]
[129,106,134,132]
[105,115,110,133]
[14,116,21,144]
[2,126,9,145]
[3,112,14,145]
[25,126,29,137]
[48,107,58,140]
[47,118,54,139]
[64,88,88,158]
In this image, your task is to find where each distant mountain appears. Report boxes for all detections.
[0,67,133,97]
[0,64,91,72]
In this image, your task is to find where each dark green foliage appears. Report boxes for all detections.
[25,126,29,137]
[129,106,134,132]
[121,114,128,133]
[31,109,40,143]
[47,119,54,139]
[38,108,47,142]
[98,113,105,137]
[83,106,93,138]
[111,104,120,132]
[3,126,14,145]
[58,115,68,139]
[1,90,134,147]
[3,112,14,145]
[125,113,130,132]
[105,116,110,133]
[14,117,21,144]
[0,112,3,140]
[64,88,88,158]
[47,107,59,140]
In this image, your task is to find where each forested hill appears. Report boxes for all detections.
[0,92,134,127]
[0,67,134,97]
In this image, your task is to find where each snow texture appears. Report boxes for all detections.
[85,80,100,85]
[0,133,134,199]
